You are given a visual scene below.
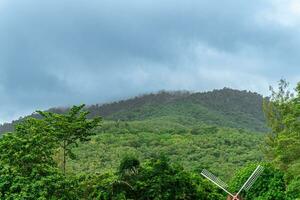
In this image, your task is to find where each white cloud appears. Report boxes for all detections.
[259,0,300,27]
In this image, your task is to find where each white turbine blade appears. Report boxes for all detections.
[201,169,228,188]
[201,169,234,197]
[236,165,264,196]
[244,166,264,191]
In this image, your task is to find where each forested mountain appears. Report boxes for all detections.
[0,88,267,133]
[69,121,264,181]
[2,85,299,199]
[0,88,267,181]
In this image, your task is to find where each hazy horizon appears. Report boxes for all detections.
[0,87,269,124]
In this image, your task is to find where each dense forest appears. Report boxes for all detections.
[0,84,299,199]
[0,88,267,134]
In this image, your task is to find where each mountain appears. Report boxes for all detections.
[0,88,267,134]
[0,87,268,180]
[90,88,266,132]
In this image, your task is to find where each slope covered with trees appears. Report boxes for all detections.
[88,88,266,132]
[0,88,267,134]
[1,79,300,199]
[68,122,264,180]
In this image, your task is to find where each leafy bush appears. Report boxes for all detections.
[229,163,286,200]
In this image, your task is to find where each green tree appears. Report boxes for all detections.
[75,172,117,200]
[0,118,77,199]
[38,104,101,175]
[229,163,286,200]
[112,156,223,200]
[263,80,300,175]
[286,177,300,199]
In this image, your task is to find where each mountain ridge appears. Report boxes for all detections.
[0,88,267,133]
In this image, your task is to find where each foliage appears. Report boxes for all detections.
[100,89,266,132]
[72,157,225,200]
[75,172,117,200]
[37,104,101,174]
[2,80,300,199]
[69,122,264,181]
[263,80,300,196]
[111,156,223,200]
[0,105,102,199]
[286,177,300,199]
[0,88,267,134]
[0,118,77,199]
[259,79,300,199]
[0,115,266,199]
[229,163,286,200]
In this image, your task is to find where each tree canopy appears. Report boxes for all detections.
[0,81,299,198]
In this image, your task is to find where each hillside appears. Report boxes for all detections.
[94,88,266,132]
[0,88,271,198]
[67,121,264,180]
[0,88,267,133]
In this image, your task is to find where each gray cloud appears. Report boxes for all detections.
[0,0,300,123]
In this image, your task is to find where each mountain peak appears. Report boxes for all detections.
[0,88,267,134]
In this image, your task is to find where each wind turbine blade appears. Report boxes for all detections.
[201,169,234,197]
[201,169,228,188]
[236,165,264,196]
[244,166,264,191]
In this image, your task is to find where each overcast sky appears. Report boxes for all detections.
[1,0,300,123]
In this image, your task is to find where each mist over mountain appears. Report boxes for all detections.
[0,88,267,134]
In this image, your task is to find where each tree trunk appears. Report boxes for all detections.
[63,140,66,175]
